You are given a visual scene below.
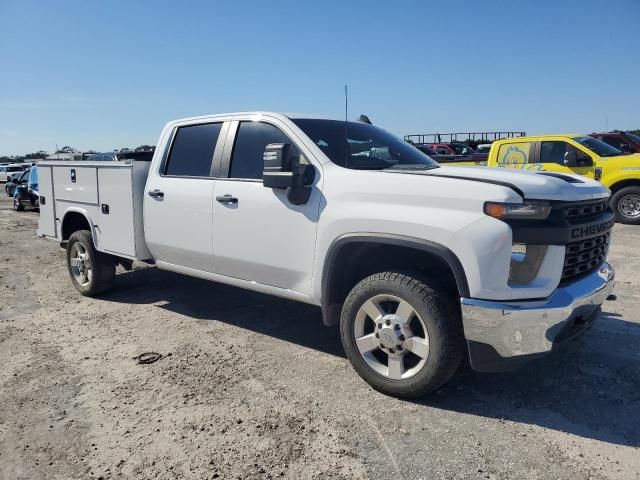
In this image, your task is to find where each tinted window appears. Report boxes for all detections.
[29,167,38,187]
[574,136,621,157]
[118,151,154,161]
[540,141,574,163]
[292,119,438,170]
[450,143,475,155]
[230,122,290,179]
[600,136,622,149]
[165,123,222,176]
[627,133,640,144]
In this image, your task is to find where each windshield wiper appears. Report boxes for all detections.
[385,164,440,171]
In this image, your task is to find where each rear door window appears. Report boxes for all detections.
[229,122,291,179]
[164,123,223,177]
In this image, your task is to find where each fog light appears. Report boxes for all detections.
[509,244,548,286]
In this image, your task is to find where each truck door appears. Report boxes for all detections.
[211,120,320,295]
[36,165,56,237]
[143,122,226,272]
[535,141,596,178]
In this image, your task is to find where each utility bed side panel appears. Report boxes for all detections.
[96,167,136,257]
[52,165,99,204]
[37,165,57,237]
[132,161,153,259]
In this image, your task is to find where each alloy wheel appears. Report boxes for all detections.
[353,294,430,380]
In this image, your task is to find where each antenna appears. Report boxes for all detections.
[344,85,349,168]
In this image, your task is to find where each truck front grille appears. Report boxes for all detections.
[562,231,611,282]
[561,200,609,222]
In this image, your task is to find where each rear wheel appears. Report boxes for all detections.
[611,186,640,225]
[66,230,115,296]
[340,272,465,398]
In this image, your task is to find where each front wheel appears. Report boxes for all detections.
[340,272,465,398]
[13,196,24,211]
[66,230,115,296]
[611,186,640,225]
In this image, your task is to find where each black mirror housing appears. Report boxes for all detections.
[564,150,593,167]
[263,142,314,204]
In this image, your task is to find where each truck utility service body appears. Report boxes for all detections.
[38,112,615,397]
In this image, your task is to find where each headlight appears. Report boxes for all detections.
[509,243,548,285]
[484,201,551,220]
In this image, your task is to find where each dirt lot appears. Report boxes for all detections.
[0,195,638,480]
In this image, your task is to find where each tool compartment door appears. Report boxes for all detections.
[96,166,136,257]
[52,165,99,204]
[36,165,56,237]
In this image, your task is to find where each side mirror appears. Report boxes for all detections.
[564,150,593,167]
[262,143,314,205]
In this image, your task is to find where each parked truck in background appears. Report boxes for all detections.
[485,135,640,224]
[38,113,615,397]
[590,131,640,154]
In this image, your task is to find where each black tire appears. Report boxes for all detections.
[340,271,465,398]
[13,196,24,211]
[611,186,640,225]
[66,230,115,296]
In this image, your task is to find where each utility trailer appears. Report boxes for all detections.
[37,160,152,260]
[405,131,526,148]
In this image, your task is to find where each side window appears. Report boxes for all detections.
[164,123,222,177]
[496,142,532,166]
[601,136,622,149]
[540,141,576,164]
[229,122,291,179]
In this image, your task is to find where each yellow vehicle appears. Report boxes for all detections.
[485,135,640,224]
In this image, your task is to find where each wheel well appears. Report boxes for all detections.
[321,239,467,326]
[61,212,91,241]
[610,179,640,194]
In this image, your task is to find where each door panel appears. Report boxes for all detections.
[36,165,56,237]
[211,119,320,295]
[533,141,596,179]
[143,121,226,272]
[211,180,319,293]
[144,176,215,271]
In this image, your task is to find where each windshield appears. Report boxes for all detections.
[450,143,476,155]
[29,167,38,187]
[7,166,23,172]
[574,136,623,157]
[292,119,439,170]
[626,133,640,144]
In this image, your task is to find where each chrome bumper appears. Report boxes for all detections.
[461,263,615,372]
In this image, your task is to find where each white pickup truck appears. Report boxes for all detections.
[37,112,616,397]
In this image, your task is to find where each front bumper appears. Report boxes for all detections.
[461,262,615,372]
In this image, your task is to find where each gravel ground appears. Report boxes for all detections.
[0,195,639,480]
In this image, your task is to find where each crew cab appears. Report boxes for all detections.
[486,135,640,224]
[37,113,615,398]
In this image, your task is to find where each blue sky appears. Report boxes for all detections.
[1,0,638,155]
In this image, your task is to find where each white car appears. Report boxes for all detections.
[0,164,26,183]
[38,112,615,397]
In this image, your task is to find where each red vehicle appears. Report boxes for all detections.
[428,143,488,162]
[590,131,640,154]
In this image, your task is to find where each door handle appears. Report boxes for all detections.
[148,189,164,199]
[216,194,238,204]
